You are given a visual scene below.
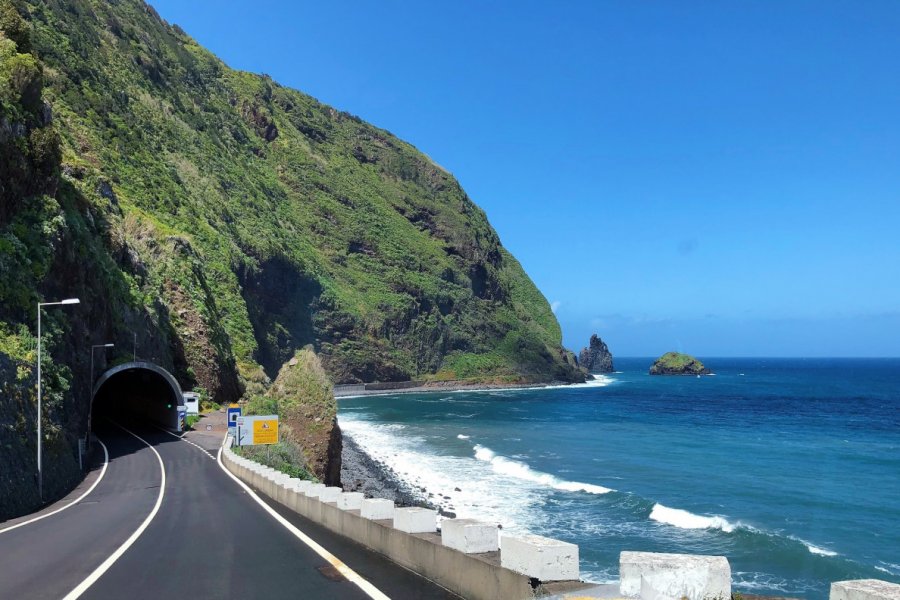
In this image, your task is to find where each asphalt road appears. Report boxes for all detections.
[0,419,458,600]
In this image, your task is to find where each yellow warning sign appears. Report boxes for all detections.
[253,418,278,445]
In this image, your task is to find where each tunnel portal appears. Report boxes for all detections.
[92,361,183,430]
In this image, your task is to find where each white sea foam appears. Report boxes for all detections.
[542,374,616,390]
[805,544,838,557]
[473,445,495,461]
[457,434,470,440]
[339,416,613,534]
[445,375,616,394]
[875,562,900,576]
[649,503,737,533]
[473,444,613,495]
[340,417,539,531]
[731,572,814,595]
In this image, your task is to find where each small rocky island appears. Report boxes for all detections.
[579,334,614,373]
[649,352,711,375]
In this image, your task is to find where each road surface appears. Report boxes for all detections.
[0,418,458,600]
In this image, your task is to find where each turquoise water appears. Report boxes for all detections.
[337,358,900,598]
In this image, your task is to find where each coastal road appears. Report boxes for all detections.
[0,417,458,600]
[0,421,160,599]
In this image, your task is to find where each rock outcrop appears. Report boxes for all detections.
[265,348,341,484]
[649,352,711,375]
[579,334,614,373]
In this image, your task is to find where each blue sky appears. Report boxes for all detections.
[150,1,900,356]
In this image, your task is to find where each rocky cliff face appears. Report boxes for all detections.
[579,334,614,373]
[1,0,580,517]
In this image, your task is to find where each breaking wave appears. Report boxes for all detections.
[649,503,738,533]
[473,444,613,495]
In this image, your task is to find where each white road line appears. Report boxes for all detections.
[216,438,391,600]
[62,422,166,600]
[152,425,216,459]
[0,439,110,535]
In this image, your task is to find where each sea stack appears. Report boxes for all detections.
[649,352,711,375]
[579,334,614,373]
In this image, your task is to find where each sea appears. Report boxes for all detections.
[337,358,900,599]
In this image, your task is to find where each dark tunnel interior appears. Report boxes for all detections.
[92,367,182,431]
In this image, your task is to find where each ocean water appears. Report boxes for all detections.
[337,358,900,598]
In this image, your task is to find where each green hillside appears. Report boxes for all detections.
[0,0,580,516]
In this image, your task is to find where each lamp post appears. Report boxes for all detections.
[88,343,114,447]
[36,297,80,503]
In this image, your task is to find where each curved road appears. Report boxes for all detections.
[0,419,457,600]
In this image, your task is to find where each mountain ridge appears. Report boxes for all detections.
[0,0,580,517]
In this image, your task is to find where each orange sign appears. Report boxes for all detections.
[252,418,278,445]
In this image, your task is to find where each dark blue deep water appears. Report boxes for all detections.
[338,358,900,598]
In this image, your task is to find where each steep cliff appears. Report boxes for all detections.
[579,334,614,373]
[1,0,579,517]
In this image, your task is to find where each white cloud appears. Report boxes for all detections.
[551,300,562,314]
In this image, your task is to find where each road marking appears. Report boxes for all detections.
[0,439,110,535]
[152,425,216,459]
[216,438,391,600]
[62,422,166,600]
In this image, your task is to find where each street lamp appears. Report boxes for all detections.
[88,343,114,447]
[36,297,80,503]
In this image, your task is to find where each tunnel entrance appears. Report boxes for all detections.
[92,361,184,431]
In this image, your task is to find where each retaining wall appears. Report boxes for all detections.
[223,445,541,600]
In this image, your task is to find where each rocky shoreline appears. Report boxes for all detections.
[334,379,584,398]
[340,432,437,510]
[336,379,590,516]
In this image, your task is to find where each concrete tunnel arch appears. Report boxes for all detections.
[92,361,184,430]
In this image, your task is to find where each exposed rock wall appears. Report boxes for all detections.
[579,334,614,373]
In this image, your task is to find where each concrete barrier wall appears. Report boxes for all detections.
[831,579,900,600]
[223,446,536,600]
[620,551,731,600]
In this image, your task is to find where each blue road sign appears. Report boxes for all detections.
[227,405,242,433]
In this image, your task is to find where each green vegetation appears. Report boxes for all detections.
[184,414,200,429]
[233,443,317,481]
[1,0,579,516]
[5,0,579,386]
[649,352,711,375]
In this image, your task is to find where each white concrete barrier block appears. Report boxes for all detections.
[831,579,900,600]
[320,486,343,503]
[305,483,326,498]
[293,480,313,493]
[619,552,730,600]
[500,534,579,582]
[393,507,437,533]
[360,498,395,520]
[441,519,499,554]
[337,492,364,511]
